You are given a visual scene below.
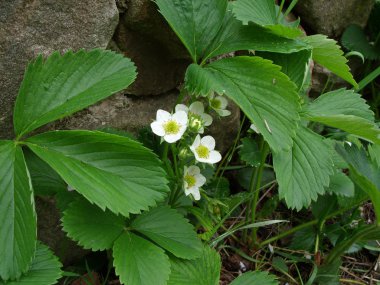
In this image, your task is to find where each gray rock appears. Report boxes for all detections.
[112,0,191,95]
[295,0,375,38]
[0,0,119,139]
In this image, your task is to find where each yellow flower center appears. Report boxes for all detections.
[163,120,180,134]
[196,145,210,159]
[210,98,221,109]
[184,174,196,188]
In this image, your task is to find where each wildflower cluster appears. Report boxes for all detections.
[150,95,230,201]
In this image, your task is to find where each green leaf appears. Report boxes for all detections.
[304,89,374,121]
[185,57,300,152]
[336,144,380,221]
[290,227,316,252]
[311,194,338,220]
[155,0,227,62]
[327,171,355,197]
[203,9,310,61]
[232,0,302,39]
[26,130,169,217]
[258,49,312,91]
[14,49,136,138]
[167,246,221,285]
[273,126,334,210]
[369,144,380,167]
[0,243,62,285]
[24,149,66,196]
[342,24,380,60]
[0,141,36,281]
[131,206,202,259]
[239,137,260,166]
[113,232,170,285]
[302,35,357,88]
[230,271,279,285]
[62,199,125,251]
[303,89,380,144]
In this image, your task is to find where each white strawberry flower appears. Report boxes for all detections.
[190,135,222,164]
[175,101,212,134]
[183,165,206,201]
[209,94,231,117]
[150,109,188,143]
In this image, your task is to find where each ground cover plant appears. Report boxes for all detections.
[0,0,379,284]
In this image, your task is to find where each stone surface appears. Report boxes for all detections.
[111,0,190,95]
[0,0,119,139]
[295,0,375,38]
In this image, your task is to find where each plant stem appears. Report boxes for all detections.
[250,139,270,246]
[259,199,366,247]
[277,0,286,21]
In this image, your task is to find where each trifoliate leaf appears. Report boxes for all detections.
[258,49,312,91]
[24,149,66,196]
[62,199,125,251]
[303,89,380,144]
[113,232,170,285]
[232,0,302,39]
[0,141,36,281]
[273,126,334,210]
[26,131,169,217]
[155,0,227,62]
[185,56,301,152]
[203,9,310,61]
[230,271,279,285]
[167,246,221,285]
[0,243,62,285]
[327,171,355,197]
[239,137,261,166]
[336,143,380,220]
[302,35,357,88]
[131,206,202,259]
[342,24,380,60]
[14,49,136,138]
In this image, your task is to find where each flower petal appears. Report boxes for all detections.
[217,96,228,109]
[187,165,200,176]
[156,109,171,121]
[172,110,188,125]
[201,113,213,126]
[201,135,215,150]
[185,187,201,200]
[191,135,201,149]
[208,151,222,164]
[195,174,206,187]
[217,109,231,117]
[151,121,165,136]
[189,101,204,115]
[175,104,188,113]
[164,132,184,143]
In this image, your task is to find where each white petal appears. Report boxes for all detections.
[217,109,231,117]
[175,104,188,113]
[191,135,201,149]
[178,124,187,135]
[201,135,215,150]
[164,132,183,143]
[217,96,228,109]
[172,110,188,125]
[192,189,201,200]
[195,174,206,187]
[187,165,200,176]
[189,101,204,115]
[156,109,171,121]
[201,113,213,126]
[151,121,165,136]
[194,154,209,163]
[185,187,201,200]
[208,151,222,164]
